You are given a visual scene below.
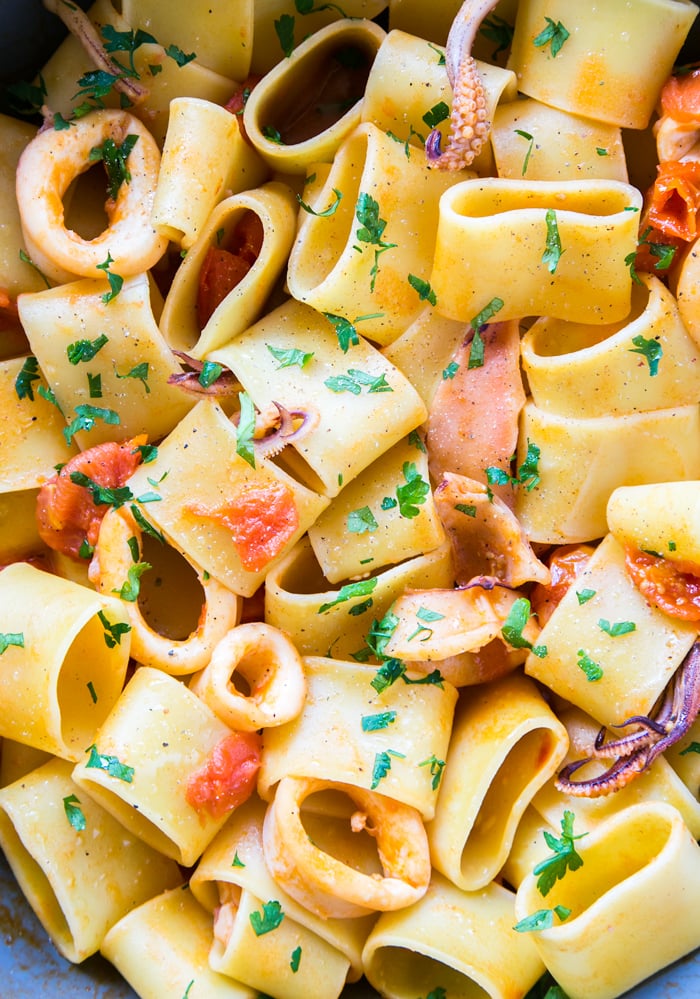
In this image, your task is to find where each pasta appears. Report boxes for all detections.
[2,2,700,998]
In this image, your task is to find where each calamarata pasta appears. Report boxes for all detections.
[2,2,700,998]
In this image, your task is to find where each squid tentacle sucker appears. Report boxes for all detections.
[426,0,501,171]
[555,640,700,797]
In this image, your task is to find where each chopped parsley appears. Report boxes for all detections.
[113,561,152,602]
[576,648,603,682]
[501,597,547,657]
[14,356,41,401]
[407,273,437,306]
[19,248,52,288]
[422,101,450,131]
[266,344,314,369]
[290,945,302,972]
[88,134,139,200]
[324,368,392,394]
[236,391,257,469]
[427,43,446,66]
[576,588,596,605]
[96,252,123,303]
[680,741,700,755]
[467,296,505,369]
[63,404,120,445]
[87,680,98,703]
[455,502,477,517]
[67,333,109,364]
[100,25,157,76]
[232,851,246,867]
[85,744,135,782]
[249,900,284,936]
[0,632,24,655]
[629,334,662,376]
[164,44,196,66]
[97,610,131,648]
[197,361,223,389]
[513,905,571,933]
[274,13,296,57]
[442,361,459,380]
[354,192,397,292]
[515,129,534,175]
[532,17,570,57]
[130,504,166,543]
[542,209,563,273]
[408,429,427,453]
[419,754,446,790]
[361,710,397,731]
[347,506,378,534]
[87,372,102,398]
[480,14,514,59]
[297,187,343,217]
[395,462,430,518]
[371,748,405,789]
[62,794,87,832]
[406,605,445,642]
[598,618,636,637]
[115,361,150,392]
[485,439,541,494]
[318,578,377,614]
[533,810,586,896]
[323,312,359,352]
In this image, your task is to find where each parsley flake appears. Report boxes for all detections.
[513,905,571,932]
[501,597,547,657]
[354,192,397,291]
[542,209,563,273]
[318,578,377,614]
[480,14,514,59]
[19,249,52,288]
[576,588,596,605]
[533,17,570,57]
[455,502,477,517]
[96,252,123,302]
[249,900,285,936]
[85,744,135,782]
[14,356,41,401]
[67,333,109,364]
[361,710,397,732]
[629,334,662,376]
[266,344,314,369]
[371,748,405,789]
[274,13,296,57]
[236,391,257,469]
[442,361,459,380]
[407,273,437,306]
[115,361,150,392]
[680,741,700,756]
[419,754,446,790]
[577,648,603,682]
[113,561,151,602]
[396,462,430,518]
[347,506,378,534]
[63,794,87,832]
[0,632,24,655]
[87,680,98,703]
[88,134,139,200]
[290,945,302,972]
[165,44,196,67]
[533,810,586,896]
[598,618,636,637]
[297,187,343,217]
[514,129,534,175]
[422,101,450,129]
[97,610,131,648]
[232,851,246,867]
[63,404,120,445]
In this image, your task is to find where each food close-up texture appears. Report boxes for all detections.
[2,1,700,998]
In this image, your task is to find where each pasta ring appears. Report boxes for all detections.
[189,622,306,731]
[262,776,431,919]
[16,109,168,282]
[91,505,239,675]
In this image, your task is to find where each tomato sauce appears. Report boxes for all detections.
[196,210,265,327]
[624,545,700,621]
[186,730,262,819]
[530,544,594,626]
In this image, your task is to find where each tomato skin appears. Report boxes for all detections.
[196,211,265,327]
[661,67,700,123]
[530,544,594,626]
[223,74,262,140]
[646,159,700,242]
[186,730,262,819]
[35,436,145,559]
[624,546,700,621]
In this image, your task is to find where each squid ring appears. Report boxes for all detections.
[262,776,431,919]
[16,109,168,283]
[91,505,240,676]
[188,622,307,731]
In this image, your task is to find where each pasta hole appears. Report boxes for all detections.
[136,533,204,640]
[301,791,383,878]
[63,163,110,240]
[366,945,489,999]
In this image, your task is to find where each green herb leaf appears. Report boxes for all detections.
[442,361,459,380]
[515,129,534,175]
[262,124,284,144]
[196,360,222,389]
[629,334,662,376]
[518,439,541,491]
[513,905,571,932]
[371,748,405,789]
[427,42,446,66]
[354,192,397,291]
[19,248,52,288]
[130,504,165,543]
[63,794,86,832]
[396,462,430,518]
[113,561,151,602]
[366,610,400,659]
[318,578,377,614]
[407,273,437,306]
[232,851,246,867]
[14,356,41,401]
[249,900,285,936]
[266,344,314,369]
[480,14,514,59]
[577,648,603,682]
[67,333,109,364]
[97,610,131,648]
[63,404,120,445]
[680,741,700,755]
[501,597,547,657]
[533,810,586,896]
[165,43,196,66]
[236,391,257,469]
[323,312,359,352]
[371,657,405,692]
[87,372,102,398]
[96,252,123,303]
[297,187,343,216]
[347,506,378,534]
[576,588,596,605]
[5,75,48,117]
[422,101,450,129]
[87,680,98,703]
[542,209,563,273]
[455,502,477,517]
[290,945,302,972]
[85,744,135,782]
[598,618,636,637]
[419,754,445,790]
[532,17,570,57]
[0,632,24,655]
[88,133,139,200]
[361,710,397,731]
[275,13,296,57]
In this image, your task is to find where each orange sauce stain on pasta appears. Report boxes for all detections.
[188,479,299,572]
[196,210,265,327]
[186,731,262,819]
[624,546,700,621]
[35,435,146,559]
[530,544,594,626]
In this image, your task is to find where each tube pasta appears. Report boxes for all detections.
[17,273,195,448]
[362,871,544,999]
[525,533,698,726]
[508,0,698,129]
[262,776,432,918]
[0,562,130,761]
[71,667,252,866]
[190,796,376,980]
[102,885,257,998]
[286,122,461,344]
[258,656,457,818]
[0,757,181,963]
[264,537,455,659]
[514,401,700,544]
[0,116,47,295]
[15,109,167,283]
[521,273,700,418]
[188,622,307,731]
[92,504,240,676]
[243,19,386,173]
[381,307,468,407]
[607,481,700,569]
[160,182,297,358]
[428,672,569,891]
[430,177,642,325]
[513,802,700,999]
[0,490,43,563]
[209,299,428,497]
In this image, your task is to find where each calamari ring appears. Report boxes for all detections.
[90,505,240,675]
[188,621,306,731]
[16,109,167,282]
[262,776,431,919]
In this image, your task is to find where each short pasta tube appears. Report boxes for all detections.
[513,802,700,999]
[430,177,641,325]
[15,109,167,283]
[262,776,432,918]
[0,562,129,761]
[188,622,307,731]
[102,885,257,999]
[525,533,698,726]
[190,796,375,981]
[72,666,260,866]
[258,656,457,819]
[508,0,698,129]
[0,757,182,963]
[428,672,569,891]
[362,871,544,999]
[160,182,298,358]
[243,18,386,173]
[286,122,460,345]
[607,480,700,570]
[92,503,240,676]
